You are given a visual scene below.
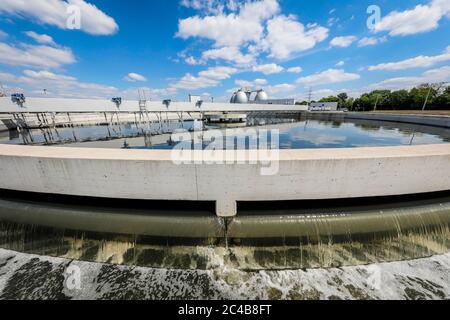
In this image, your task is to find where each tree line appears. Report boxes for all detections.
[297,83,450,111]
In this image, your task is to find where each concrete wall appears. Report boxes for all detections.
[303,112,450,129]
[0,116,15,132]
[0,97,308,113]
[0,121,7,132]
[1,112,202,131]
[345,112,450,128]
[0,144,449,217]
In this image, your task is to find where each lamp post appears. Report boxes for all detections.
[374,94,380,111]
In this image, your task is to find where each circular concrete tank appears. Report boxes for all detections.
[0,106,449,272]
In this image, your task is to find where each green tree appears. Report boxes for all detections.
[409,84,438,110]
[319,96,340,103]
[337,93,349,109]
[386,90,411,110]
[370,90,391,110]
[337,93,348,102]
[346,97,355,110]
[314,83,450,112]
[353,94,375,111]
[433,85,450,110]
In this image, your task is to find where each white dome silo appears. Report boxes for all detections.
[230,93,237,103]
[235,90,249,104]
[255,89,268,102]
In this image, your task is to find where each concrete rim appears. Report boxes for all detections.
[1,143,450,217]
[1,143,450,160]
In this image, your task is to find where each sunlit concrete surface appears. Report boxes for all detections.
[0,112,202,131]
[345,112,450,128]
[0,144,450,217]
[303,112,450,128]
[0,97,308,113]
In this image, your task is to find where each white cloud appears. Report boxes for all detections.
[0,30,7,40]
[369,52,450,71]
[374,0,450,37]
[0,72,23,83]
[181,0,228,15]
[230,80,295,96]
[124,73,147,82]
[235,78,267,88]
[357,36,387,47]
[369,66,450,90]
[327,17,340,27]
[287,66,302,73]
[252,63,284,75]
[184,56,203,65]
[293,88,364,102]
[23,69,76,81]
[171,73,219,90]
[0,0,118,36]
[296,69,360,86]
[330,36,357,48]
[119,87,178,101]
[177,15,261,47]
[171,65,240,90]
[178,1,327,61]
[265,83,296,95]
[234,79,250,87]
[198,66,238,79]
[0,42,75,68]
[335,60,345,67]
[294,88,334,101]
[434,0,450,15]
[254,78,268,85]
[177,0,280,47]
[0,69,118,99]
[177,50,205,65]
[24,31,56,46]
[202,46,255,65]
[262,15,328,59]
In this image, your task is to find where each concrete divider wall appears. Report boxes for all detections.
[0,144,449,217]
[0,112,203,131]
[0,122,7,132]
[303,112,450,129]
[344,112,450,128]
[0,97,308,113]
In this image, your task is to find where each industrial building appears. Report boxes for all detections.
[309,102,339,111]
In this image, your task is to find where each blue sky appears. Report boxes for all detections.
[0,0,449,101]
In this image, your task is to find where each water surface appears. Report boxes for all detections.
[2,116,448,149]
